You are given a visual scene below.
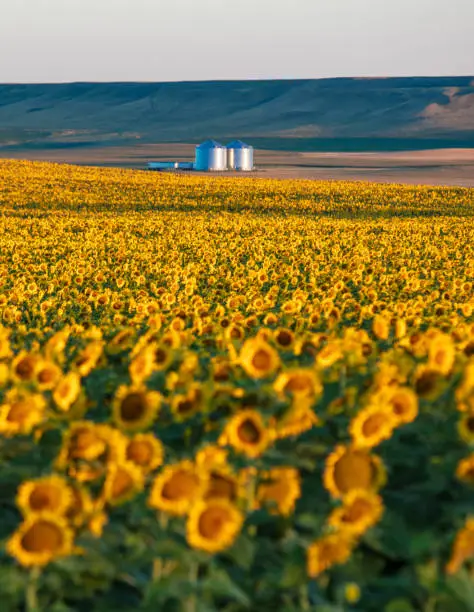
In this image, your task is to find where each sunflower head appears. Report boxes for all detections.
[101,461,145,506]
[307,533,354,578]
[219,410,272,458]
[327,489,384,536]
[456,455,474,485]
[7,512,74,567]
[11,351,40,383]
[271,397,319,440]
[35,359,62,391]
[349,404,396,449]
[273,368,322,399]
[148,460,208,516]
[239,337,280,379]
[112,385,161,432]
[0,389,46,437]
[125,433,164,473]
[256,467,301,516]
[17,475,72,517]
[446,518,474,575]
[324,445,386,499]
[458,413,474,444]
[186,498,244,554]
[52,372,82,413]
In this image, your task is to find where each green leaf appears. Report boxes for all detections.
[224,535,255,570]
[446,569,474,610]
[202,569,250,607]
[384,599,416,612]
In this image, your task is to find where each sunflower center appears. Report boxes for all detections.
[251,349,272,371]
[286,375,312,393]
[198,506,229,539]
[341,498,372,523]
[237,419,261,444]
[276,331,293,347]
[333,451,374,494]
[72,430,105,457]
[155,348,167,364]
[361,413,387,437]
[111,468,134,499]
[176,399,194,416]
[127,441,153,466]
[415,371,438,396]
[21,521,63,553]
[391,395,409,416]
[466,417,474,433]
[7,401,31,423]
[38,368,56,384]
[120,393,147,422]
[207,473,237,500]
[15,358,35,380]
[29,485,62,511]
[162,471,199,501]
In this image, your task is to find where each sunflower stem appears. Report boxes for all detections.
[186,561,198,612]
[26,567,41,612]
[299,584,310,611]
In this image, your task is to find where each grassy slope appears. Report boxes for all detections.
[1,77,474,152]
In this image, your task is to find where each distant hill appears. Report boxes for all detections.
[1,77,474,152]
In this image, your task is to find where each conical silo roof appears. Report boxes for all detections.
[197,139,225,149]
[226,140,253,149]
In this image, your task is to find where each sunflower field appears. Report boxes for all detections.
[0,158,473,611]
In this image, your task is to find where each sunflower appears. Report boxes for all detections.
[456,455,474,485]
[73,341,104,376]
[56,421,109,464]
[349,404,396,449]
[148,460,207,516]
[125,433,164,473]
[273,328,295,349]
[129,345,156,384]
[372,314,391,341]
[11,351,40,384]
[273,368,323,399]
[327,489,384,536]
[385,386,419,425]
[196,443,227,467]
[201,467,239,502]
[186,499,244,554]
[171,385,204,422]
[307,533,354,578]
[316,341,343,369]
[35,359,62,391]
[324,445,386,499]
[256,467,301,516]
[52,372,81,412]
[0,389,46,437]
[219,410,272,458]
[239,337,280,379]
[112,385,161,431]
[446,518,474,575]
[272,397,320,439]
[458,413,474,444]
[428,333,455,376]
[65,484,94,527]
[7,512,74,567]
[0,326,12,359]
[101,461,145,506]
[17,475,72,517]
[414,365,447,401]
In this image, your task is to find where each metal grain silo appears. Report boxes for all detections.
[227,140,254,171]
[195,140,227,171]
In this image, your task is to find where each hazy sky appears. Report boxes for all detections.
[1,0,473,83]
